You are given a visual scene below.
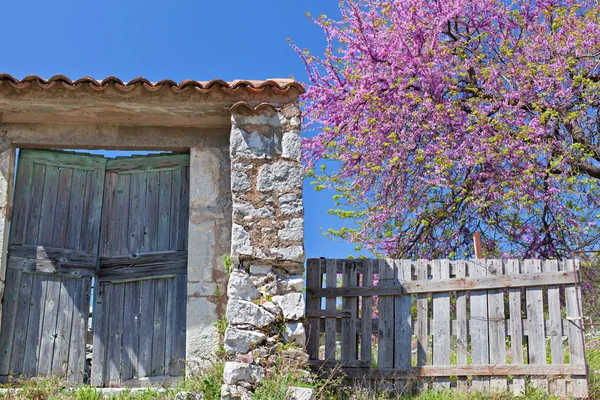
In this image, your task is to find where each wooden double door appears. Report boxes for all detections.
[0,150,189,386]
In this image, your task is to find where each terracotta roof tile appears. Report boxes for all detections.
[0,73,305,95]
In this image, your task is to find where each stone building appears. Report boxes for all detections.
[0,74,306,394]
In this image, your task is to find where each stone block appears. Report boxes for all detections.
[224,327,266,354]
[287,387,315,400]
[278,218,304,241]
[232,224,252,256]
[281,275,304,293]
[272,292,305,320]
[271,246,305,263]
[221,384,252,400]
[249,265,272,275]
[226,300,276,327]
[278,193,303,216]
[256,162,303,192]
[283,322,306,347]
[231,170,251,192]
[282,132,301,161]
[233,202,274,220]
[230,127,280,159]
[227,270,259,301]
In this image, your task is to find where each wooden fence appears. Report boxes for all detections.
[305,259,588,398]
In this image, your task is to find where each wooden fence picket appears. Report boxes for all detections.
[545,260,566,397]
[469,259,490,391]
[455,260,468,391]
[525,259,548,391]
[432,260,450,389]
[564,260,587,398]
[341,261,358,361]
[360,259,373,364]
[487,259,507,391]
[394,260,412,393]
[416,260,429,390]
[325,259,337,361]
[507,259,525,396]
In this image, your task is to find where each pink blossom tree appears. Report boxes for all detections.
[295,0,600,259]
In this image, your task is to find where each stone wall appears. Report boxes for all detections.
[222,104,306,399]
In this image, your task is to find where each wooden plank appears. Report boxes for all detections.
[20,149,107,170]
[51,168,73,248]
[115,174,132,256]
[138,279,156,378]
[308,270,577,297]
[377,259,394,369]
[98,266,185,283]
[99,251,188,268]
[325,259,337,361]
[91,283,111,386]
[545,260,566,397]
[121,281,141,381]
[128,173,147,253]
[469,259,490,391]
[360,259,373,364]
[9,244,98,267]
[432,260,450,389]
[9,273,34,374]
[51,277,76,377]
[67,277,90,383]
[99,172,118,257]
[157,171,172,251]
[170,273,186,376]
[105,154,190,174]
[7,257,96,278]
[525,259,548,391]
[84,166,106,255]
[9,159,33,245]
[24,163,46,244]
[305,259,320,360]
[151,279,168,376]
[37,166,60,247]
[143,172,160,252]
[416,260,428,390]
[455,260,468,391]
[487,259,507,391]
[507,259,525,396]
[106,283,125,386]
[22,274,49,377]
[310,363,587,377]
[37,276,62,376]
[65,169,87,250]
[394,260,412,368]
[306,309,352,318]
[169,167,182,250]
[564,260,588,398]
[164,278,175,375]
[0,269,22,374]
[179,167,189,251]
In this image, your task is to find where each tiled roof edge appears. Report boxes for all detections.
[0,74,305,95]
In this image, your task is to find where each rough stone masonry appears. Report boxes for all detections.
[222,103,308,399]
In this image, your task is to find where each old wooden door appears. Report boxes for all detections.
[90,155,189,387]
[0,149,105,383]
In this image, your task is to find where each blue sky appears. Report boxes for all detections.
[1,0,359,259]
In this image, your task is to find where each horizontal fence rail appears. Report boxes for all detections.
[305,259,588,398]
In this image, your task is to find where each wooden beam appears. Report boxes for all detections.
[308,270,576,297]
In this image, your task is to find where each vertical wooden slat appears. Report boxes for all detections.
[545,260,566,397]
[0,269,22,374]
[100,173,118,257]
[115,174,131,256]
[157,171,172,251]
[360,259,373,364]
[121,281,141,381]
[325,259,337,361]
[179,167,190,251]
[507,259,525,396]
[65,169,87,250]
[164,278,176,375]
[128,173,147,253]
[82,166,106,255]
[416,260,429,390]
[306,259,320,360]
[37,276,62,376]
[51,168,73,248]
[341,261,357,361]
[22,275,48,377]
[91,283,111,386]
[151,279,168,376]
[9,159,34,245]
[469,259,490,392]
[24,164,46,244]
[68,277,90,383]
[138,279,156,377]
[169,168,182,250]
[106,283,125,386]
[378,259,394,369]
[432,260,450,389]
[170,273,187,376]
[51,277,76,377]
[488,259,507,391]
[455,260,468,391]
[395,260,412,392]
[525,259,548,391]
[564,259,587,398]
[9,273,33,374]
[144,171,160,252]
[37,166,60,246]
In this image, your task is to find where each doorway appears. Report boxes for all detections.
[0,149,189,386]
